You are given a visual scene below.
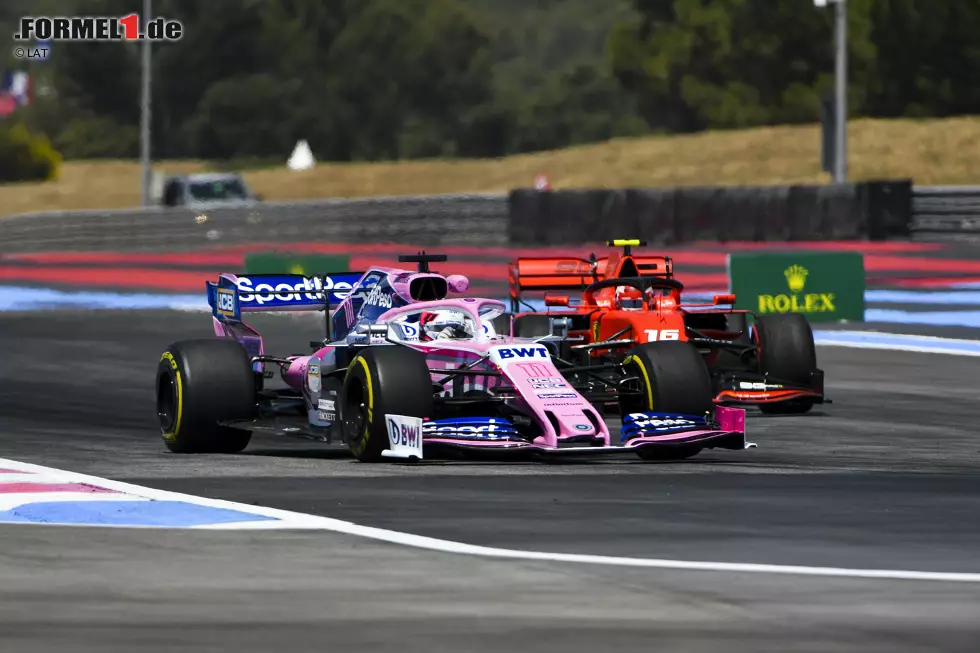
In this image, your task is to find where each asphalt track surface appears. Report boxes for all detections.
[2,309,980,651]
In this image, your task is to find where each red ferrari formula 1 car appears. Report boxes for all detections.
[508,240,828,414]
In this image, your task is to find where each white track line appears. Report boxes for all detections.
[816,340,980,357]
[814,331,980,356]
[817,330,980,344]
[1,458,980,584]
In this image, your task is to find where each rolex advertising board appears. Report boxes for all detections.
[727,252,865,323]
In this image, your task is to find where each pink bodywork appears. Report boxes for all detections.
[210,270,747,452]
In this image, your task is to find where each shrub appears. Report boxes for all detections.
[55,116,139,159]
[0,122,62,183]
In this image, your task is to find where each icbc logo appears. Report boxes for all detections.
[216,289,236,316]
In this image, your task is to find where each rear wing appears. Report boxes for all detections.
[508,258,597,292]
[508,254,674,309]
[206,272,363,322]
[617,255,673,279]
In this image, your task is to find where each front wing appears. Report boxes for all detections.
[390,406,753,459]
[713,369,828,407]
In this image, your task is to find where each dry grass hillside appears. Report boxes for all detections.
[1,116,978,217]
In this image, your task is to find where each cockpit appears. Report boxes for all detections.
[385,302,507,341]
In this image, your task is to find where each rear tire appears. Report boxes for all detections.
[156,339,255,454]
[340,346,434,462]
[755,314,818,414]
[618,341,714,461]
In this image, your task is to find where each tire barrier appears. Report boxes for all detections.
[508,181,913,246]
[0,194,509,253]
[911,185,980,236]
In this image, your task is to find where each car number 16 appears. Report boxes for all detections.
[643,329,680,341]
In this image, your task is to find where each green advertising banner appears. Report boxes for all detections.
[727,251,865,323]
[244,253,350,277]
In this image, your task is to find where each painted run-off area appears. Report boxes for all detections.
[0,240,976,294]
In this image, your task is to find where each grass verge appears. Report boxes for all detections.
[1,116,977,217]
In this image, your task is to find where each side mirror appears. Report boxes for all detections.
[446,274,470,293]
[545,295,570,307]
[713,294,736,305]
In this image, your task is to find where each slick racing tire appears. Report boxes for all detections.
[340,346,434,463]
[755,314,818,415]
[619,341,714,461]
[156,339,255,454]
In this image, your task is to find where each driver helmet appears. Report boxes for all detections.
[615,286,645,310]
[419,310,473,340]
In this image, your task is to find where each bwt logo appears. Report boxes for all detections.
[498,347,548,360]
[388,419,419,447]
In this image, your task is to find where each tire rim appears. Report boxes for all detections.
[157,372,177,432]
[343,380,366,441]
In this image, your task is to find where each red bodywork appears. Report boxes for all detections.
[508,245,824,408]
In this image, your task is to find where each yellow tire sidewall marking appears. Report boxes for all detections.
[160,352,183,440]
[624,354,654,411]
[347,356,374,453]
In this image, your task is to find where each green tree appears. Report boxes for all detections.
[323,0,496,159]
[609,0,875,131]
[867,0,980,117]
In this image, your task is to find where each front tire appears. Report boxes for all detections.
[340,346,434,462]
[156,339,255,454]
[619,341,714,461]
[755,314,818,414]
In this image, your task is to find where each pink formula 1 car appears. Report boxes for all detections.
[155,253,753,462]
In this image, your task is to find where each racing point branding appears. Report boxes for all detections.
[490,346,551,370]
[364,284,394,309]
[13,14,183,42]
[626,414,696,429]
[497,347,548,360]
[215,288,236,317]
[236,276,356,304]
[388,419,420,447]
[527,376,565,385]
[385,415,424,459]
[421,418,519,439]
